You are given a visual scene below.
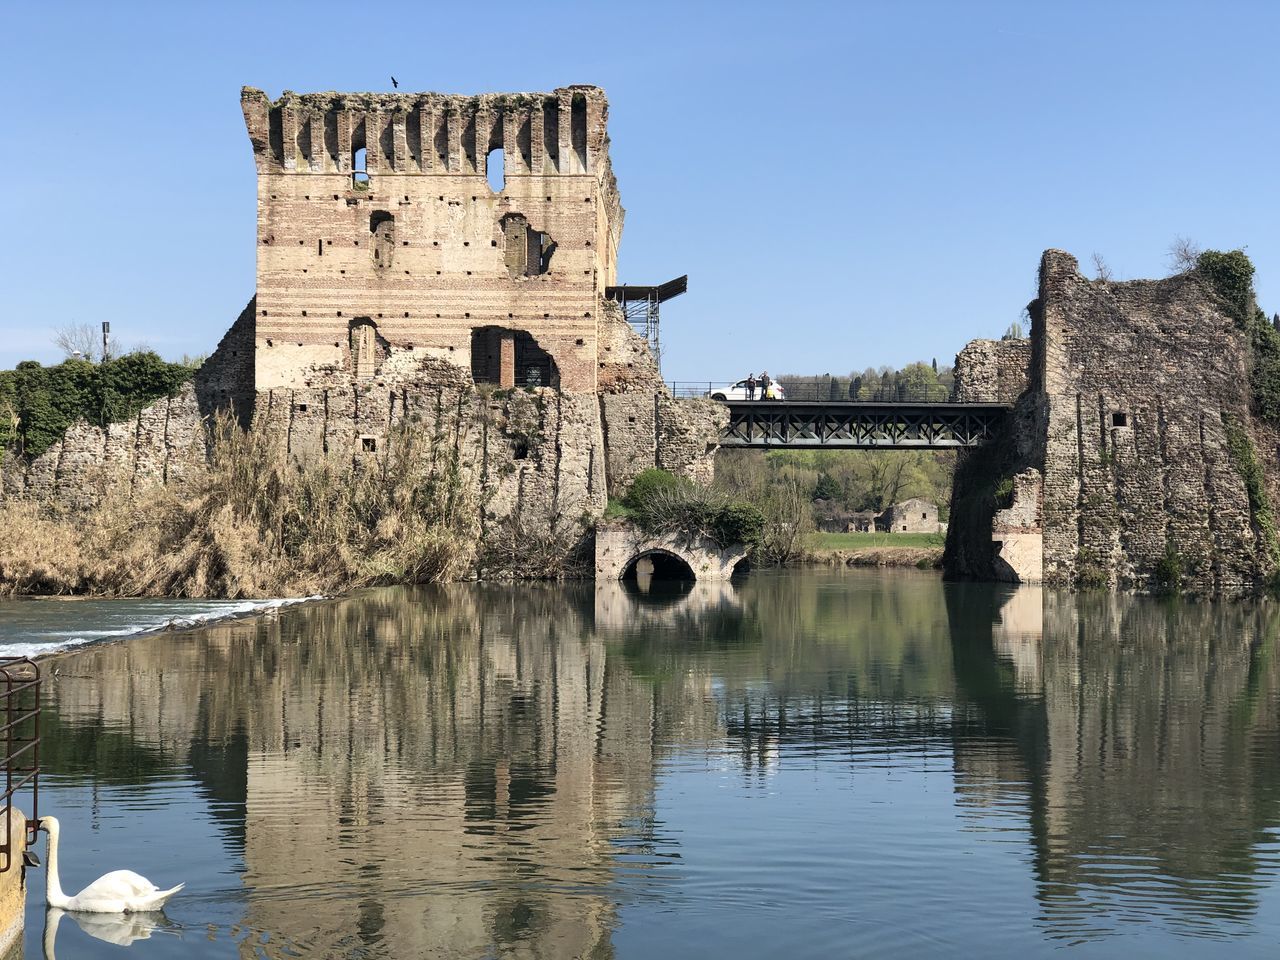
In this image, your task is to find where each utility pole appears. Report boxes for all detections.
[101,321,110,363]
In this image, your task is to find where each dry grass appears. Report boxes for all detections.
[0,415,479,599]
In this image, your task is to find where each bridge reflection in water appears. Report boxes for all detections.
[719,401,1008,449]
[25,573,1280,957]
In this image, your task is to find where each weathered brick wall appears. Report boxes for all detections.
[242,86,621,396]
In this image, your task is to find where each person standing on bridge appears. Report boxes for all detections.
[746,372,758,400]
[759,371,772,400]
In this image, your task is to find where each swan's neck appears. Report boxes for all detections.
[44,828,69,909]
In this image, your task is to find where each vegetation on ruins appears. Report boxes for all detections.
[620,468,767,553]
[1155,543,1185,595]
[0,353,196,458]
[1196,250,1280,571]
[0,414,477,598]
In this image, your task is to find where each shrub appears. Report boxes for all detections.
[622,468,685,511]
[1224,417,1279,566]
[1,352,196,457]
[629,482,764,549]
[1155,543,1184,594]
[0,413,478,598]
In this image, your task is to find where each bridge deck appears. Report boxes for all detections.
[719,401,1008,449]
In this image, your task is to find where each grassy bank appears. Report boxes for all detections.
[811,532,944,551]
[803,531,944,570]
[0,416,477,599]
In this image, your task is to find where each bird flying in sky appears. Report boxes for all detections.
[391,76,399,88]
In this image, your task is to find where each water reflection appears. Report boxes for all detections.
[25,572,1280,957]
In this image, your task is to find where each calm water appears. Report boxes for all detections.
[12,569,1280,958]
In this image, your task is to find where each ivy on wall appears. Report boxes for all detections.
[0,353,196,459]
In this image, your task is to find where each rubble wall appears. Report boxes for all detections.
[947,249,1269,594]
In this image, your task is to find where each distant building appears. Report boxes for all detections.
[846,510,878,533]
[878,498,944,534]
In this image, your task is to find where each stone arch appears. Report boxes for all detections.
[595,522,750,584]
[622,549,695,582]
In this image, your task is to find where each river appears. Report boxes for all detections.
[7,569,1280,958]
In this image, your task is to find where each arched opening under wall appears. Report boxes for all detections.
[622,550,695,600]
[470,327,559,389]
[730,555,752,583]
[486,147,504,193]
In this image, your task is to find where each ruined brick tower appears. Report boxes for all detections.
[240,86,621,394]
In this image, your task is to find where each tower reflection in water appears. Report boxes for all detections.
[29,572,1280,956]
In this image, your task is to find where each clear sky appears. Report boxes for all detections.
[3,0,1277,381]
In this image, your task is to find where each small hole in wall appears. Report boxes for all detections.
[298,403,308,413]
[333,342,340,347]
[464,312,471,318]
[404,311,409,317]
[575,338,584,346]
[266,339,273,347]
[513,441,529,460]
[337,311,343,316]
[628,416,636,424]
[362,437,377,453]
[436,270,441,275]
[402,240,408,246]
[466,270,472,275]
[433,241,438,246]
[448,345,454,351]
[302,310,307,316]
[1112,412,1129,428]
[491,240,498,246]
[463,241,470,246]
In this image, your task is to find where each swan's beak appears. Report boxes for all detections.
[23,851,39,867]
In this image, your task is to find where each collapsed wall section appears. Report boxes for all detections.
[946,250,1269,594]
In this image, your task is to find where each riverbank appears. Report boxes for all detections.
[801,531,945,569]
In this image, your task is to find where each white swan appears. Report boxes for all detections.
[41,816,184,913]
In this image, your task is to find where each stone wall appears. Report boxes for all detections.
[953,338,1031,404]
[946,249,1270,595]
[0,300,256,507]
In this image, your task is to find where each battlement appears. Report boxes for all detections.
[241,86,612,180]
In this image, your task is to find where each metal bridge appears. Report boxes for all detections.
[717,400,1007,449]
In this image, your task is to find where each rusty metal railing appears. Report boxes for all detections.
[0,657,40,872]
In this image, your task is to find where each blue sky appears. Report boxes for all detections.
[2,0,1277,381]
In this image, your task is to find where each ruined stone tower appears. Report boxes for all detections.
[240,86,621,394]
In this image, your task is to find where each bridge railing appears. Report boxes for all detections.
[668,379,956,403]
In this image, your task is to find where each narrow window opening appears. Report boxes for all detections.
[298,403,308,413]
[352,145,369,189]
[513,441,529,460]
[486,147,505,192]
[362,437,377,453]
[1112,411,1128,428]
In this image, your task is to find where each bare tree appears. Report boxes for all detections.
[1167,235,1202,273]
[52,322,102,361]
[1091,253,1114,281]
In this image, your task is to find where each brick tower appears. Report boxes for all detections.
[241,86,622,394]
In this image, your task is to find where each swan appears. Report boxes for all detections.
[40,816,184,913]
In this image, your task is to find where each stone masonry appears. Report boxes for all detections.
[2,86,724,574]
[947,250,1268,594]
